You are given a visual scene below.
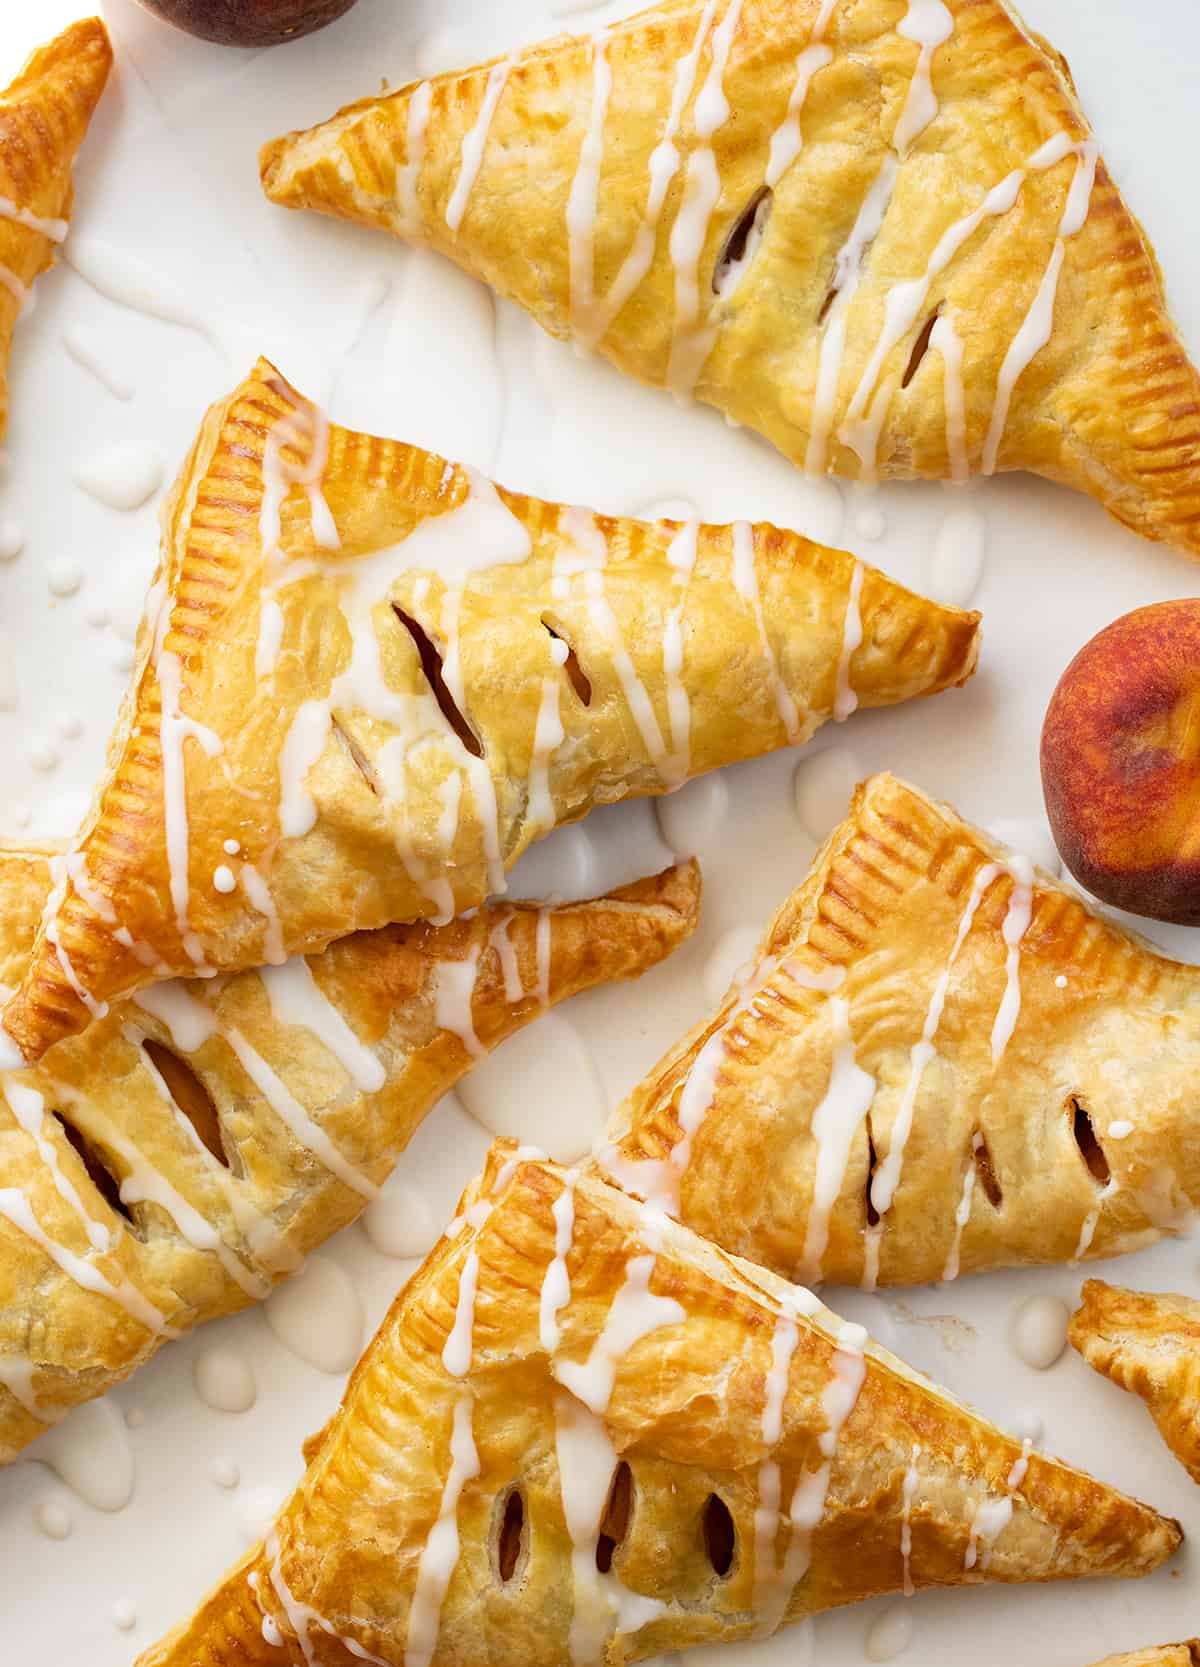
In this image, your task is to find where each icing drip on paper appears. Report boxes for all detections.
[445,58,514,233]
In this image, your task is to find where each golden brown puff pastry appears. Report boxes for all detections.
[0,840,698,1464]
[597,772,1200,1289]
[0,18,111,439]
[136,1144,1181,1667]
[1070,1281,1200,1487]
[0,358,977,1066]
[263,0,1200,558]
[1090,1650,1200,1667]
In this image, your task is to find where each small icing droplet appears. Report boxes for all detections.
[265,1253,363,1374]
[33,1497,73,1540]
[1010,1293,1071,1371]
[363,1177,437,1260]
[27,740,60,773]
[928,502,987,608]
[1054,974,1068,989]
[193,1345,257,1414]
[0,518,24,560]
[62,324,136,401]
[1107,1119,1134,1140]
[111,1599,137,1633]
[794,746,863,842]
[111,641,135,674]
[211,1457,240,1490]
[85,602,111,628]
[12,803,31,830]
[212,864,236,894]
[74,444,164,512]
[853,504,886,542]
[124,1405,145,1430]
[46,560,83,598]
[1015,1409,1044,1447]
[865,1601,915,1662]
[223,838,241,856]
[55,713,83,741]
[236,1483,287,1545]
[702,925,763,1008]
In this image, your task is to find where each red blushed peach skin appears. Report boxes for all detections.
[1042,600,1200,925]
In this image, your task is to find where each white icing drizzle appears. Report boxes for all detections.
[930,312,968,482]
[662,520,700,784]
[528,676,565,831]
[434,946,485,1059]
[666,0,744,397]
[733,520,801,740]
[266,1530,389,1667]
[964,1438,1030,1571]
[445,58,514,233]
[989,854,1033,1062]
[753,1292,802,1612]
[941,1131,982,1282]
[442,1247,481,1377]
[892,0,954,154]
[554,1392,665,1663]
[806,154,900,475]
[869,863,1001,1221]
[1072,1177,1119,1263]
[900,1444,921,1596]
[260,956,385,1092]
[405,1390,480,1667]
[0,1185,167,1335]
[833,560,864,721]
[539,1168,579,1352]
[239,864,286,966]
[489,913,524,1003]
[0,1354,56,1422]
[535,908,553,1008]
[152,592,224,968]
[765,0,836,188]
[983,138,1099,474]
[798,996,878,1281]
[399,80,434,232]
[567,31,614,343]
[0,264,28,308]
[583,567,671,776]
[556,1253,685,1414]
[574,0,722,350]
[759,1319,867,1631]
[0,195,68,241]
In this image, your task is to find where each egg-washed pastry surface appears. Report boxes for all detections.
[135,1145,1179,1667]
[598,773,1199,1288]
[1071,1281,1200,1486]
[1090,1650,1200,1667]
[0,841,698,1464]
[262,0,1200,557]
[0,357,977,1065]
[0,17,111,439]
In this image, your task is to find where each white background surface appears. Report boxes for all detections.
[0,0,1197,1661]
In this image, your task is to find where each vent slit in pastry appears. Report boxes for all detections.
[542,617,594,707]
[330,714,383,798]
[901,307,941,390]
[1070,1095,1112,1187]
[702,1491,737,1577]
[140,1037,230,1168]
[52,1111,138,1232]
[134,1149,1182,1667]
[262,0,1200,555]
[713,186,772,299]
[493,1487,527,1584]
[0,362,978,1063]
[392,604,485,759]
[595,1459,633,1574]
[972,1130,1003,1209]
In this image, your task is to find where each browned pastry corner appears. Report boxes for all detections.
[135,1146,1180,1667]
[262,0,1200,556]
[0,357,977,1064]
[0,845,699,1464]
[1088,1648,1200,1667]
[0,17,112,438]
[1070,1280,1200,1486]
[597,772,1200,1287]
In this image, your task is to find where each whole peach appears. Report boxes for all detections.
[135,0,359,47]
[1042,600,1200,924]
